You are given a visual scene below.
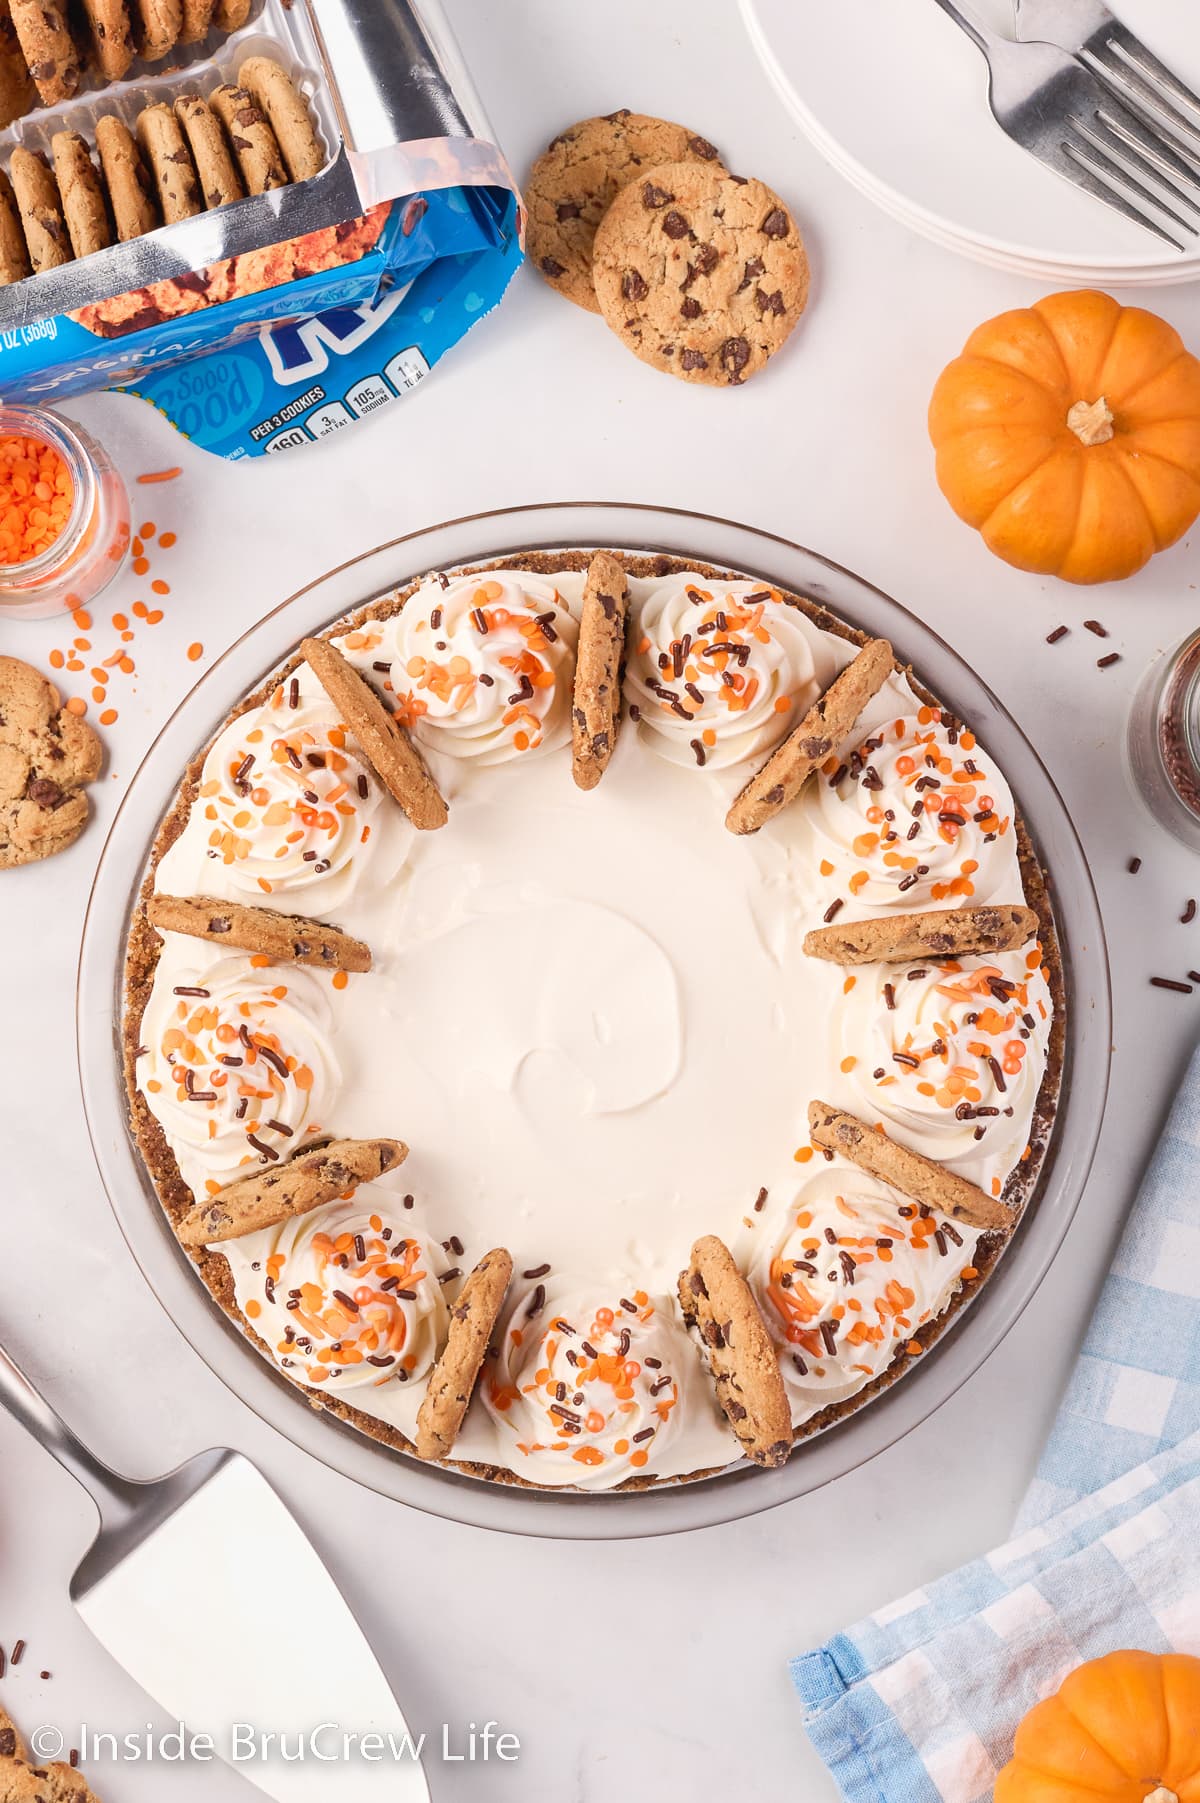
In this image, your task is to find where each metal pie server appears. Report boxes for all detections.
[0,1341,429,1801]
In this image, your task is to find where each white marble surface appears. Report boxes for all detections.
[1,3,1199,1799]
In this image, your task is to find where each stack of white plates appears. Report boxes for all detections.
[739,0,1200,287]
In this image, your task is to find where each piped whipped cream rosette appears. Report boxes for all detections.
[750,1165,981,1420]
[137,958,337,1198]
[483,1280,701,1489]
[194,687,386,902]
[224,1201,448,1400]
[833,949,1053,1192]
[807,706,1017,916]
[626,574,837,769]
[366,572,580,765]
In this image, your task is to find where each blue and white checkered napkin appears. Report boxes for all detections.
[793,1039,1200,1803]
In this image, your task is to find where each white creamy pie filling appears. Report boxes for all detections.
[140,568,1053,1490]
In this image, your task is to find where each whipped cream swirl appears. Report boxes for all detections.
[138,958,337,1195]
[807,707,1016,914]
[627,574,831,768]
[196,690,385,899]
[229,1200,448,1399]
[835,949,1052,1182]
[483,1281,699,1489]
[371,572,579,764]
[750,1165,980,1418]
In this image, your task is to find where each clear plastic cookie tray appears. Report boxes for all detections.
[0,0,512,328]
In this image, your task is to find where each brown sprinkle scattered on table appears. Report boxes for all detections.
[1097,653,1121,669]
[1084,619,1109,637]
[1046,625,1068,644]
[1128,857,1142,874]
[1184,900,1197,924]
[1151,976,1193,994]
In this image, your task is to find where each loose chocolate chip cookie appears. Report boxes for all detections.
[0,657,102,870]
[592,161,809,385]
[525,110,722,313]
[0,1703,97,1800]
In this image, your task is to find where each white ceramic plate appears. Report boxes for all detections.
[741,0,1200,283]
[78,503,1110,1540]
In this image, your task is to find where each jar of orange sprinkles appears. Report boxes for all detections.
[0,406,131,620]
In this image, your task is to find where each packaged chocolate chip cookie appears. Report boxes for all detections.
[0,0,522,457]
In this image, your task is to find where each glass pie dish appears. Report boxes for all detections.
[77,501,1111,1540]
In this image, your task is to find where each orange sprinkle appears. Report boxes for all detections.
[151,578,169,595]
[187,642,203,661]
[0,433,74,565]
[137,466,182,484]
[99,707,117,725]
[159,531,176,548]
[66,696,87,716]
[331,970,349,991]
[132,557,149,575]
[139,521,156,539]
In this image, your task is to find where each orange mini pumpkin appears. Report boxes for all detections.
[929,290,1200,585]
[995,1649,1200,1803]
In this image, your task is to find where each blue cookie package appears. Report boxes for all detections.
[0,0,523,460]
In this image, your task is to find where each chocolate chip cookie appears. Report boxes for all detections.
[807,1101,1010,1232]
[96,114,158,242]
[592,161,809,385]
[9,148,70,273]
[0,0,34,129]
[52,131,112,260]
[0,657,102,869]
[416,1248,513,1460]
[677,1234,792,1468]
[301,636,448,832]
[78,0,135,82]
[9,0,78,104]
[176,1136,408,1247]
[525,111,722,312]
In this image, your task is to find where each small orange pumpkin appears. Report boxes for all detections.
[995,1649,1200,1803]
[929,289,1200,585]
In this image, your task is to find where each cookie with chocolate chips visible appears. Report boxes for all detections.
[0,656,102,869]
[572,549,630,790]
[8,0,79,104]
[9,148,71,273]
[0,1703,97,1800]
[678,1234,792,1467]
[592,160,809,385]
[525,111,722,312]
[416,1248,513,1460]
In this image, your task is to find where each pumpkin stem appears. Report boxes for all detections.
[1067,396,1116,446]
[1143,1789,1179,1803]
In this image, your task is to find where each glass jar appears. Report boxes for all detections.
[0,406,132,621]
[1127,629,1200,851]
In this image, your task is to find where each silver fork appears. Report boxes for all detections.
[1015,0,1200,163]
[932,0,1200,250]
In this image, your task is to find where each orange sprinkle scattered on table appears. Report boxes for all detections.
[187,642,203,661]
[0,433,73,565]
[137,467,182,484]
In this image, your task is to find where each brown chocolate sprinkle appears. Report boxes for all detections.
[1183,900,1197,924]
[1151,976,1193,993]
[1045,625,1069,645]
[1083,620,1108,638]
[11,1639,24,1665]
[1097,653,1121,669]
[754,1186,768,1212]
[1128,857,1142,874]
[823,898,844,924]
[523,1262,551,1280]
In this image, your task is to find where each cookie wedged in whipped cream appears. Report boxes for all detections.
[137,562,1056,1491]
